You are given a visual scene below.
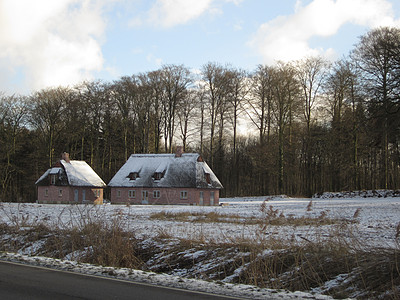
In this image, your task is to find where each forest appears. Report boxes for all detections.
[1,27,400,202]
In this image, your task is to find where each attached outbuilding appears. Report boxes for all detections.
[108,147,223,205]
[35,153,106,204]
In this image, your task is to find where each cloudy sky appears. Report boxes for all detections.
[1,0,399,95]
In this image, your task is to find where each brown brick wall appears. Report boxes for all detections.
[37,186,103,204]
[110,187,219,206]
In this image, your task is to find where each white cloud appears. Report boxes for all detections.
[224,0,244,5]
[146,53,163,67]
[0,0,107,93]
[148,0,213,28]
[139,0,243,28]
[250,0,400,65]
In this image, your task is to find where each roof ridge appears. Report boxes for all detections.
[130,153,198,157]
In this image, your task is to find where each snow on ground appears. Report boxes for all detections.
[0,195,399,247]
[0,194,399,299]
[0,252,333,300]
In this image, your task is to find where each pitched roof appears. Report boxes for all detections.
[108,153,223,189]
[35,160,106,187]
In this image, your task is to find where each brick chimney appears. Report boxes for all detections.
[175,146,183,158]
[62,152,70,163]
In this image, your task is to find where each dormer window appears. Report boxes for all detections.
[49,167,61,185]
[205,173,211,184]
[153,172,163,181]
[127,172,139,180]
[51,175,56,185]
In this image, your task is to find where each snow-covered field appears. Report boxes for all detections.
[0,194,399,299]
[1,195,399,247]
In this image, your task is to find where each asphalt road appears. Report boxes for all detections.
[0,260,244,300]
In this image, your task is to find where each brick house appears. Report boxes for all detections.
[35,153,106,204]
[108,147,223,205]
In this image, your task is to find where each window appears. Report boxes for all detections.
[199,191,204,206]
[117,190,121,198]
[153,172,163,181]
[128,190,136,198]
[180,191,188,199]
[153,190,160,198]
[142,191,149,204]
[58,189,63,197]
[51,175,56,185]
[204,173,211,184]
[127,172,139,180]
[93,189,100,197]
[45,189,48,197]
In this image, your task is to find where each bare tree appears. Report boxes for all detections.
[29,87,72,166]
[0,95,29,200]
[248,65,274,144]
[227,68,248,159]
[160,65,192,153]
[141,70,165,153]
[177,89,198,151]
[201,62,231,168]
[271,62,301,194]
[295,56,329,196]
[112,76,137,161]
[79,80,109,167]
[352,27,400,189]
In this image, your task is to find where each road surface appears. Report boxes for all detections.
[0,260,244,300]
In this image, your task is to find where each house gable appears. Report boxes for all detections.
[35,158,106,188]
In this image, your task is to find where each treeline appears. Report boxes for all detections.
[1,27,400,202]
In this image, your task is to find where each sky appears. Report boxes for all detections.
[1,0,400,95]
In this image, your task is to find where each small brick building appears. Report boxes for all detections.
[108,148,223,205]
[35,153,106,204]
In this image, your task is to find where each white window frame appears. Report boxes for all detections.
[153,190,160,198]
[128,172,139,180]
[45,188,48,197]
[58,189,63,197]
[117,190,121,198]
[128,190,136,198]
[180,191,188,200]
[154,172,163,181]
[51,175,56,185]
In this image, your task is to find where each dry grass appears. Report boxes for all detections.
[150,204,355,227]
[0,203,398,299]
[0,214,144,270]
[150,211,242,224]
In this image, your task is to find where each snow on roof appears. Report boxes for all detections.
[35,160,106,187]
[49,167,62,175]
[35,169,51,185]
[108,153,223,189]
[60,160,106,187]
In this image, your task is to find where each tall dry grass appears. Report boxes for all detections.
[0,202,399,299]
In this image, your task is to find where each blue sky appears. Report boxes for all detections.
[1,0,399,95]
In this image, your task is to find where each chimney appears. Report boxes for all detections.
[62,152,70,163]
[175,146,183,158]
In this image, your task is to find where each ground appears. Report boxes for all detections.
[0,192,399,299]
